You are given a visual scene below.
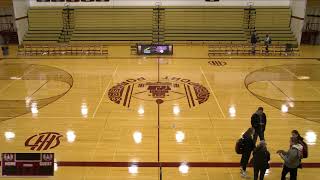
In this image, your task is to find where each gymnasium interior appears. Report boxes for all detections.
[0,0,320,179]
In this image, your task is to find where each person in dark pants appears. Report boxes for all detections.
[253,141,270,180]
[240,127,255,178]
[0,34,5,57]
[0,34,9,56]
[277,137,303,180]
[251,31,258,55]
[251,107,267,145]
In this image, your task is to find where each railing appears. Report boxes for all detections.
[0,23,15,32]
[305,23,320,32]
[208,42,300,57]
[18,44,108,57]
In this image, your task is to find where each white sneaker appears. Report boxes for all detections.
[240,170,247,178]
[240,168,244,174]
[285,174,289,179]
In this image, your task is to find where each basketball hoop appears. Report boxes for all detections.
[247,0,254,7]
[155,1,162,7]
[64,2,70,8]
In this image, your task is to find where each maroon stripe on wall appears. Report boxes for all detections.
[291,15,304,20]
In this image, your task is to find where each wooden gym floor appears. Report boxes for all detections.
[0,45,320,179]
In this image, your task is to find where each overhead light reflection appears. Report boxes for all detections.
[288,101,295,108]
[10,77,21,80]
[31,102,39,116]
[138,106,144,115]
[128,164,138,174]
[4,131,15,140]
[66,130,76,143]
[133,131,142,144]
[179,163,189,174]
[54,162,58,172]
[281,104,289,113]
[305,131,317,145]
[297,76,310,80]
[176,131,185,143]
[81,103,88,118]
[173,105,180,115]
[228,106,236,117]
[25,97,32,108]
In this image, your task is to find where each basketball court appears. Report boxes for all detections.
[0,45,320,179]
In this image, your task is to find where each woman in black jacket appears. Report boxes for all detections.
[240,127,255,177]
[253,141,270,180]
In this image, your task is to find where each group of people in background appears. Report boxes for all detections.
[237,107,308,180]
[251,31,272,55]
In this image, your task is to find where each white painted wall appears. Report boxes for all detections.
[12,0,29,44]
[29,0,290,7]
[290,0,307,44]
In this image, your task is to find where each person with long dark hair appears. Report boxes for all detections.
[240,127,255,177]
[253,141,270,180]
[277,137,303,180]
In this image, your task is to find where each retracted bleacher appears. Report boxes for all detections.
[163,7,247,44]
[255,7,297,45]
[24,8,63,43]
[70,7,153,44]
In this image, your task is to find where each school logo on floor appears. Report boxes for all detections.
[108,76,210,108]
[25,132,63,151]
[208,60,227,66]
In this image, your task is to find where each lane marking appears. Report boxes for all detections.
[92,65,118,118]
[200,66,226,118]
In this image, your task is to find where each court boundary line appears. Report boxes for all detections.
[200,66,226,118]
[4,57,320,60]
[51,161,320,168]
[92,65,119,118]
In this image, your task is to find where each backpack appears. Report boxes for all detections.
[300,141,308,158]
[235,138,245,154]
[292,146,303,160]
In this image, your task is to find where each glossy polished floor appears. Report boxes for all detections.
[0,45,320,179]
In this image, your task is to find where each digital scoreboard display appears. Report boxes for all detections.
[2,153,54,176]
[137,44,173,55]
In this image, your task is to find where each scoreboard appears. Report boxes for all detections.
[137,44,173,55]
[2,153,54,176]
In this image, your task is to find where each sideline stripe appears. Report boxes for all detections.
[50,161,320,168]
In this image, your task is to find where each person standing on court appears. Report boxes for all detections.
[264,34,272,53]
[291,130,308,158]
[251,107,267,145]
[251,31,258,55]
[277,137,303,180]
[240,127,255,178]
[0,34,5,57]
[252,141,270,180]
